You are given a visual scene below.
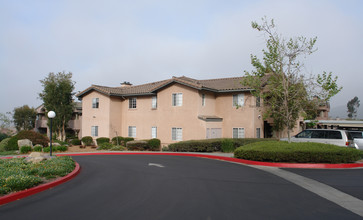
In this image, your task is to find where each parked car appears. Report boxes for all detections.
[281,129,354,148]
[347,131,363,150]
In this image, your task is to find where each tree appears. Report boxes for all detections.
[347,96,360,119]
[39,72,75,141]
[243,17,342,142]
[0,112,12,130]
[13,105,36,131]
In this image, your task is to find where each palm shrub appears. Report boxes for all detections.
[81,136,94,146]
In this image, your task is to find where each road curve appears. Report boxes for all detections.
[0,155,361,220]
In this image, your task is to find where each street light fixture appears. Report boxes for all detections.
[47,111,56,156]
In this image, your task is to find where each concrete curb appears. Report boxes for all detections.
[0,162,81,206]
[59,152,363,169]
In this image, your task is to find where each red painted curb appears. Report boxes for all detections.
[0,162,80,206]
[59,152,363,169]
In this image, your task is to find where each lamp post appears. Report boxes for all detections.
[47,111,56,156]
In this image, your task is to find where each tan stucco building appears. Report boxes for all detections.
[77,76,279,145]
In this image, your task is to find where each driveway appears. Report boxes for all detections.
[0,155,361,220]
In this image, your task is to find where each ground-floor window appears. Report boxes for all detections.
[128,126,136,138]
[151,126,157,138]
[91,126,98,137]
[172,127,182,141]
[256,128,261,138]
[233,128,245,138]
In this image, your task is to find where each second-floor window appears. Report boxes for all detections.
[233,94,244,107]
[92,98,99,108]
[172,93,183,106]
[129,98,137,109]
[152,96,157,109]
[202,94,206,106]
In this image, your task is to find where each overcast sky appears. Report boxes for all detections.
[1,0,362,117]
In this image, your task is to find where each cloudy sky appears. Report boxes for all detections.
[1,0,362,118]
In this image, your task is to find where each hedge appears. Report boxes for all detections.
[234,141,363,164]
[112,136,124,145]
[20,146,32,154]
[127,141,149,151]
[0,138,11,152]
[168,138,276,152]
[70,138,81,146]
[97,142,113,150]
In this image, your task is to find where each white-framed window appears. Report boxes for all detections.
[256,128,261,138]
[233,128,245,138]
[202,94,206,106]
[172,93,183,106]
[92,98,99,108]
[152,96,157,109]
[172,127,183,141]
[233,94,244,107]
[151,126,157,138]
[128,126,136,138]
[129,98,137,109]
[91,126,98,137]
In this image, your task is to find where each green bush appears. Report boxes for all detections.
[96,137,110,145]
[112,136,124,145]
[20,146,32,154]
[168,138,277,152]
[0,138,11,152]
[70,138,81,146]
[162,146,169,151]
[147,139,161,151]
[127,140,148,151]
[5,136,19,151]
[221,139,235,153]
[81,136,94,146]
[33,146,42,152]
[56,146,68,152]
[43,147,50,153]
[97,142,113,150]
[234,141,363,163]
[16,130,49,147]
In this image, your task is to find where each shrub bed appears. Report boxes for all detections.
[33,146,42,152]
[0,156,75,195]
[168,138,275,152]
[112,136,124,145]
[127,140,149,151]
[97,142,113,150]
[234,141,363,163]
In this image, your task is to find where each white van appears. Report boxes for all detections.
[283,129,354,147]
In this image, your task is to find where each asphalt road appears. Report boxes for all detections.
[0,155,362,220]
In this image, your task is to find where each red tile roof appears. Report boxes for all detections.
[76,76,251,98]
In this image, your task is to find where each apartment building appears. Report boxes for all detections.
[77,76,277,145]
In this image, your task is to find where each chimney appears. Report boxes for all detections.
[120,81,132,87]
